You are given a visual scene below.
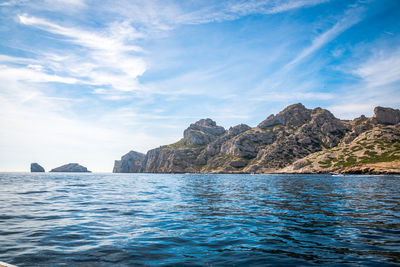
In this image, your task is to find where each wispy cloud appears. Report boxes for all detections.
[0,65,78,84]
[328,47,400,119]
[283,5,364,70]
[228,0,329,15]
[174,0,330,25]
[353,48,400,88]
[18,14,146,92]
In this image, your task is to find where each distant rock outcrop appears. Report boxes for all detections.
[113,104,400,174]
[50,163,91,173]
[30,163,45,172]
[113,151,145,173]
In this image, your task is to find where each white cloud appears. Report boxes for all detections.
[252,91,335,102]
[0,76,163,172]
[0,65,78,84]
[228,0,329,15]
[353,48,400,88]
[18,14,146,92]
[328,48,400,119]
[97,0,329,29]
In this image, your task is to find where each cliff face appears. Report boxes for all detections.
[113,104,400,174]
[141,118,226,173]
[281,125,400,174]
[113,151,145,173]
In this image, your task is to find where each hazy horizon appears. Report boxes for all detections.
[1,0,400,172]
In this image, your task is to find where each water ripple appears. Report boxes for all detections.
[0,173,399,266]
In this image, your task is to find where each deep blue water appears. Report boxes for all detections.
[0,173,400,266]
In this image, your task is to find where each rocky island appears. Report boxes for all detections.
[113,104,400,174]
[30,163,45,172]
[50,163,91,173]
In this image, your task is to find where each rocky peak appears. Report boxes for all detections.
[194,118,217,127]
[257,103,311,129]
[310,107,337,124]
[183,118,226,145]
[373,106,400,125]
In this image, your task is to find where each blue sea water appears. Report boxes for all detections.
[0,173,399,266]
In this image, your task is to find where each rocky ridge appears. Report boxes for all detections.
[113,104,400,174]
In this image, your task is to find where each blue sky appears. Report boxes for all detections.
[0,0,399,172]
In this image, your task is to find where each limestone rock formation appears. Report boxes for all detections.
[281,125,400,174]
[113,104,400,174]
[183,118,226,145]
[373,106,400,125]
[50,163,91,173]
[113,151,145,173]
[257,103,311,129]
[30,163,45,172]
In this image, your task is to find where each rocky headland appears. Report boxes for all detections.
[50,163,91,173]
[113,104,400,174]
[113,151,145,173]
[30,163,45,172]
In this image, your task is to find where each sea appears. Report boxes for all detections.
[0,173,399,266]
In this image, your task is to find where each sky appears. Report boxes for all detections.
[0,0,399,172]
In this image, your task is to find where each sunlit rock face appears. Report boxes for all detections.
[373,106,400,125]
[114,103,400,174]
[257,103,311,129]
[113,151,145,173]
[183,118,226,145]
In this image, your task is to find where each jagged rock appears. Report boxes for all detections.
[50,163,91,173]
[142,146,202,173]
[341,115,373,144]
[245,106,348,171]
[257,103,311,129]
[115,103,400,174]
[281,125,400,174]
[31,163,45,172]
[221,131,275,159]
[113,150,145,173]
[183,118,226,145]
[196,124,251,165]
[373,106,400,125]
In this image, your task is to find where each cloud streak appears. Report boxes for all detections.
[18,14,146,92]
[353,48,400,88]
[283,5,364,70]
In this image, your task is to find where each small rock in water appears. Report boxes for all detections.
[30,163,45,172]
[50,163,91,173]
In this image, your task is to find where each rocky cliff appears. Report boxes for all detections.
[50,163,91,173]
[113,151,145,173]
[113,104,400,174]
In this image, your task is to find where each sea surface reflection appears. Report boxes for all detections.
[0,173,399,266]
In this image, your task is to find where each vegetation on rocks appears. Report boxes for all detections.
[114,104,400,174]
